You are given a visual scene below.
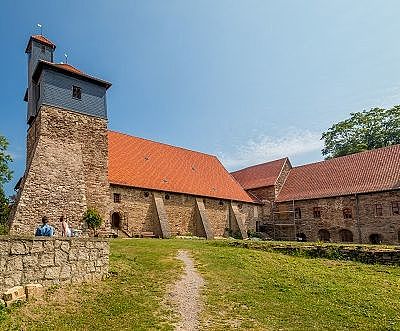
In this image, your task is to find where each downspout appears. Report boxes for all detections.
[355,193,362,243]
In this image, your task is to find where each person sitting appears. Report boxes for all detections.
[60,215,72,237]
[35,216,55,237]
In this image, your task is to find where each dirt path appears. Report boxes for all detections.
[170,250,204,331]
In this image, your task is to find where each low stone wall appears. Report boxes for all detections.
[226,241,400,266]
[0,236,109,292]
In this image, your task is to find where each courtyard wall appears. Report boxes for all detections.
[0,236,109,293]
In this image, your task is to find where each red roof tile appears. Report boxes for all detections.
[25,35,56,53]
[276,145,400,202]
[108,131,255,203]
[231,158,288,190]
[53,63,83,75]
[32,60,112,89]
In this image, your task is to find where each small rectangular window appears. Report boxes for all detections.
[294,207,301,219]
[41,45,46,53]
[343,208,353,219]
[72,85,82,99]
[375,204,383,217]
[113,193,121,203]
[392,202,399,215]
[313,207,321,219]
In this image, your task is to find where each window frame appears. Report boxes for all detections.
[72,85,82,100]
[313,207,321,219]
[375,203,383,217]
[294,207,302,220]
[343,208,353,220]
[392,202,400,215]
[113,193,121,203]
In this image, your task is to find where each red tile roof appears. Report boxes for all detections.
[32,60,112,89]
[25,35,56,53]
[276,145,400,202]
[53,63,83,75]
[231,158,288,190]
[108,131,255,203]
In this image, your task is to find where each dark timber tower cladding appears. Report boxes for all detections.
[10,35,112,235]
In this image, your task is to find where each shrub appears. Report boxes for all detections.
[83,208,103,235]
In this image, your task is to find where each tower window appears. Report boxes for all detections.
[41,45,46,53]
[72,85,82,100]
[113,193,121,203]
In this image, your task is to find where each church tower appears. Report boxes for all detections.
[10,35,112,235]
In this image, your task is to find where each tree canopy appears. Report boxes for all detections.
[321,106,400,159]
[0,134,13,227]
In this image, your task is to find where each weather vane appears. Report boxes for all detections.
[37,23,43,35]
[64,53,68,64]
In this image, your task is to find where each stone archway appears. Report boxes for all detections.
[369,233,383,245]
[111,212,122,229]
[318,229,330,242]
[339,229,353,243]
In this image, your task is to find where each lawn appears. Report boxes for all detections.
[1,239,400,330]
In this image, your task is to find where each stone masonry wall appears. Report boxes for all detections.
[0,236,109,293]
[10,105,110,235]
[274,190,400,244]
[110,185,260,238]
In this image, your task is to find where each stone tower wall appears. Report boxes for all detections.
[10,105,110,236]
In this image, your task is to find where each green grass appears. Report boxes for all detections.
[1,239,400,330]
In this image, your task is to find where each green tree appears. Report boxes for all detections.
[321,106,400,159]
[0,134,13,231]
[83,208,103,236]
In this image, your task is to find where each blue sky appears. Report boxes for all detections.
[1,1,400,195]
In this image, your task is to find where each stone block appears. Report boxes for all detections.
[23,254,39,268]
[77,250,89,261]
[69,248,78,261]
[44,266,61,280]
[0,241,10,256]
[60,241,70,253]
[10,242,27,255]
[31,241,44,253]
[25,284,44,300]
[43,241,54,251]
[7,256,23,271]
[3,285,26,306]
[60,266,71,280]
[55,250,69,266]
[40,253,55,267]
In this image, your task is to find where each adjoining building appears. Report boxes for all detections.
[9,35,261,238]
[232,145,400,244]
[9,34,400,244]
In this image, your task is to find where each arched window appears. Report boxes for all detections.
[369,233,383,245]
[296,233,307,242]
[339,229,353,242]
[111,212,121,229]
[318,229,330,242]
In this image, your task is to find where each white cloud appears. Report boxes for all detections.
[220,129,323,170]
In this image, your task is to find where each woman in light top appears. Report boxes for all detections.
[60,215,72,237]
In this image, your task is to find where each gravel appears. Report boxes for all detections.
[171,250,204,331]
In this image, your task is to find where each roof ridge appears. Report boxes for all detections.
[108,130,217,158]
[292,144,400,171]
[231,157,288,174]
